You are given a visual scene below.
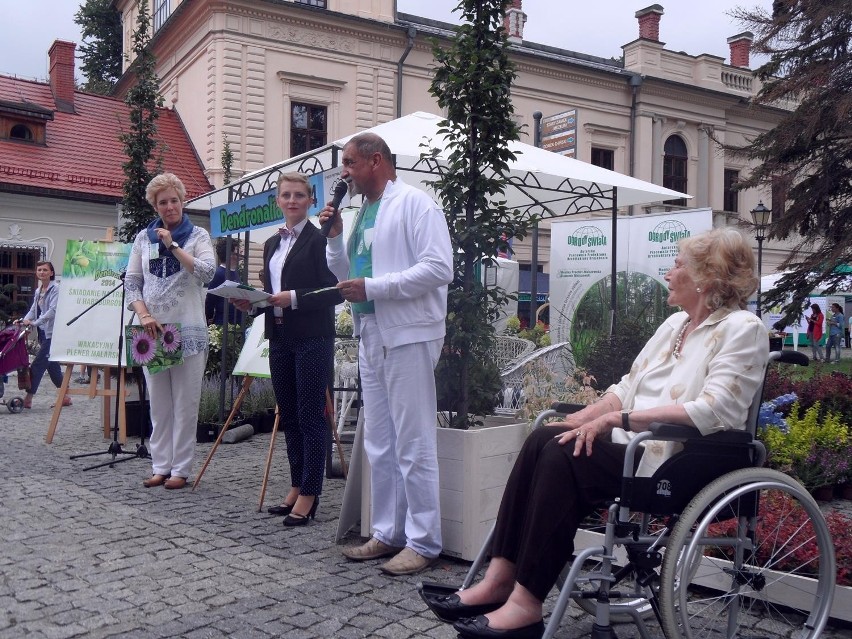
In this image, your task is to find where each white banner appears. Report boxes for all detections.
[549,209,713,355]
[51,240,133,366]
[232,319,270,378]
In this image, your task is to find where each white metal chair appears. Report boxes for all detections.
[493,335,537,372]
[333,338,360,437]
[496,341,569,414]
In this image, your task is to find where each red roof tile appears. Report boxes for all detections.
[0,76,211,202]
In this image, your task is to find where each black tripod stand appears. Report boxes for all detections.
[68,274,151,470]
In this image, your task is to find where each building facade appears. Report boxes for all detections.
[0,40,211,312]
[113,0,794,301]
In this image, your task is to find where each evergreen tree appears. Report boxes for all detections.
[221,135,234,185]
[74,0,122,95]
[731,0,852,317]
[429,0,535,427]
[118,0,164,243]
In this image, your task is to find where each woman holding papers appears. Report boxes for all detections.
[233,172,342,526]
[125,173,216,490]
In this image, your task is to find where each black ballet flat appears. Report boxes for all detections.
[453,615,544,639]
[417,582,503,623]
[267,502,294,516]
[283,497,319,527]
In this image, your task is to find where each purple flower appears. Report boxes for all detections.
[161,324,182,354]
[132,332,157,365]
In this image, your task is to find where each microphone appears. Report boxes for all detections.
[320,180,350,237]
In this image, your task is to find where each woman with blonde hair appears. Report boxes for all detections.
[125,173,215,490]
[423,228,770,639]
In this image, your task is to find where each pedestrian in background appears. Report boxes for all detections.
[18,261,69,409]
[826,303,845,363]
[206,237,244,326]
[806,303,824,362]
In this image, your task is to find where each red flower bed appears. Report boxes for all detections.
[707,491,852,586]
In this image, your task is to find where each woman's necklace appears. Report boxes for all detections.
[673,318,692,359]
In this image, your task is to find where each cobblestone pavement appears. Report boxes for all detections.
[1,382,849,639]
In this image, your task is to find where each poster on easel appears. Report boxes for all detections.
[51,240,133,365]
[232,319,270,378]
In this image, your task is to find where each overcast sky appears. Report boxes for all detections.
[1,0,772,82]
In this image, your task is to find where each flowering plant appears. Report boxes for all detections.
[335,307,353,337]
[796,442,852,489]
[758,400,850,490]
[125,324,183,373]
[757,392,797,432]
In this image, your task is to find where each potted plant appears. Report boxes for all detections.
[758,400,850,499]
[414,0,542,559]
[244,378,277,433]
[428,0,538,430]
[196,375,249,443]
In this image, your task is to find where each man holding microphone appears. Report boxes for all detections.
[319,132,453,576]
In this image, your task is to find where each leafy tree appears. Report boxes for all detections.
[118,0,164,242]
[221,135,234,185]
[74,0,122,95]
[730,0,852,319]
[429,0,536,427]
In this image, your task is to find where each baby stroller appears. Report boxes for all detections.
[0,323,31,413]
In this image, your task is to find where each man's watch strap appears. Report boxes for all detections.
[621,409,632,432]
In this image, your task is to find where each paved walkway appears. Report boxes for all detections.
[1,381,848,639]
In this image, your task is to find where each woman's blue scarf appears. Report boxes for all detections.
[146,213,194,255]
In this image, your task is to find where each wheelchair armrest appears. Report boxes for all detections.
[532,403,585,430]
[549,402,585,415]
[770,349,809,366]
[648,422,702,440]
[647,422,753,444]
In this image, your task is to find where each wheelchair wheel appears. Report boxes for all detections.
[8,397,24,413]
[659,468,835,639]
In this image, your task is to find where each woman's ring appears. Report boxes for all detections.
[577,431,585,438]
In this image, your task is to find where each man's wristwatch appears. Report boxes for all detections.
[621,409,632,432]
[167,240,180,251]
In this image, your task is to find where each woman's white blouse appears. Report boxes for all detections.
[124,226,216,357]
[607,308,769,477]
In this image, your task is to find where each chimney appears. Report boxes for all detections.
[635,4,664,42]
[49,40,77,114]
[727,32,754,68]
[504,0,526,43]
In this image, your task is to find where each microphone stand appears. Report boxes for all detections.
[69,273,150,470]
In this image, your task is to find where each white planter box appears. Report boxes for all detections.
[437,418,530,560]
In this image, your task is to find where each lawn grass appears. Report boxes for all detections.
[779,351,852,380]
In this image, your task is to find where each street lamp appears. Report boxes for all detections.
[750,201,771,318]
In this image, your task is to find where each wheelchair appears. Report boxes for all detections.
[421,349,836,638]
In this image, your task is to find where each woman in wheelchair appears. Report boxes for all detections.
[425,228,770,639]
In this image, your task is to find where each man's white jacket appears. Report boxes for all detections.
[326,176,453,350]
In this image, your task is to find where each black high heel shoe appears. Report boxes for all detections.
[283,496,319,527]
[267,502,295,516]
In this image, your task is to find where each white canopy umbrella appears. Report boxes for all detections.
[189,111,689,246]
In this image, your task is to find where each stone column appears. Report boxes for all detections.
[651,115,665,185]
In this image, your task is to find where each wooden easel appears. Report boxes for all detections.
[45,364,130,444]
[192,376,348,511]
